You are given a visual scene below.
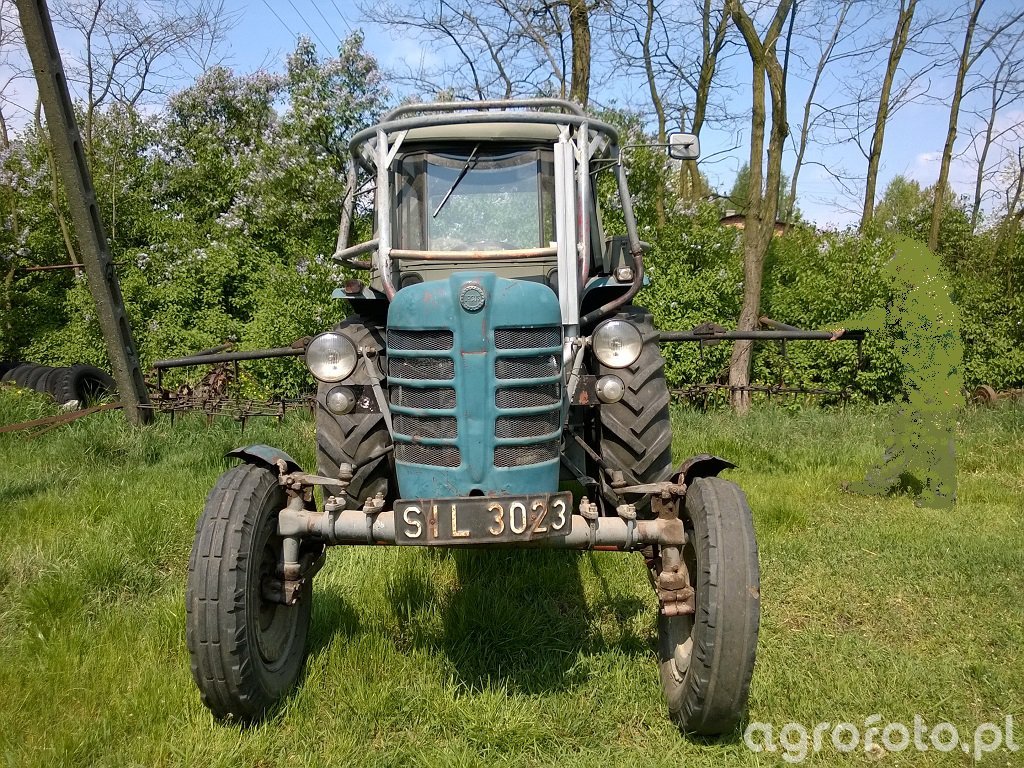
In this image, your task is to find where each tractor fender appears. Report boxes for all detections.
[675,454,736,487]
[226,444,303,475]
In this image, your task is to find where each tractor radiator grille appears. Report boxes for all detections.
[495,384,561,409]
[492,325,563,469]
[387,329,453,351]
[389,357,455,380]
[388,324,563,472]
[495,327,561,350]
[394,443,461,467]
[494,442,559,468]
[495,354,560,380]
[388,328,459,467]
[393,414,458,439]
[391,386,456,410]
[495,412,561,439]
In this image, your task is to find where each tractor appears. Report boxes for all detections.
[185,99,760,735]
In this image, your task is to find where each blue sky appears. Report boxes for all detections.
[4,0,1020,229]
[217,0,1022,230]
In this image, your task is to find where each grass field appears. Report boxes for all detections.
[1,387,1022,767]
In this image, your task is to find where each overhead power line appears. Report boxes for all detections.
[258,0,298,39]
[328,0,355,34]
[308,1,344,47]
[283,0,332,52]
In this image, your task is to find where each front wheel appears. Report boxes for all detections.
[186,463,313,721]
[658,476,760,736]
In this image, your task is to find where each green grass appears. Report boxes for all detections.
[1,386,1022,767]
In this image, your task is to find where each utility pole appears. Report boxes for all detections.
[16,0,152,423]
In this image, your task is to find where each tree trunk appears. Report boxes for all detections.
[641,0,667,226]
[0,104,15,348]
[928,0,984,251]
[35,98,81,272]
[681,0,729,201]
[971,75,1000,230]
[861,0,916,230]
[728,0,792,414]
[567,0,591,106]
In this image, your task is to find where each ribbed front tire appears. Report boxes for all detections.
[659,476,760,736]
[186,464,312,722]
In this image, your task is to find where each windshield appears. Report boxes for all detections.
[396,148,555,251]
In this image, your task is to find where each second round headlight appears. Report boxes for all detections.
[592,319,643,369]
[305,331,358,382]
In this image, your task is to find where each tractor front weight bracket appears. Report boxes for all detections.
[273,469,691,554]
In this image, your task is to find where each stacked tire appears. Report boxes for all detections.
[0,363,116,406]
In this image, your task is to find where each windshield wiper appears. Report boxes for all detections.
[432,143,481,219]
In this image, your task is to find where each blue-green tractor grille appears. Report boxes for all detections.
[390,357,455,380]
[495,327,561,349]
[492,328,562,469]
[392,414,458,439]
[390,384,456,410]
[495,411,561,438]
[386,273,565,497]
[388,331,459,467]
[388,329,454,351]
[386,325,563,470]
[495,383,560,409]
[394,442,461,467]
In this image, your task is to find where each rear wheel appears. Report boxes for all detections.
[315,317,393,507]
[186,463,312,722]
[595,306,673,514]
[659,476,760,736]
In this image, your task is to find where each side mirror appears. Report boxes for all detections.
[668,132,700,160]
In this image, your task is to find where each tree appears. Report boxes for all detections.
[608,0,670,224]
[52,0,235,156]
[0,0,26,145]
[966,25,1024,229]
[566,0,593,105]
[683,0,731,201]
[727,0,794,414]
[860,0,917,229]
[360,0,603,104]
[607,0,732,220]
[786,0,856,228]
[928,0,1024,251]
[722,162,798,221]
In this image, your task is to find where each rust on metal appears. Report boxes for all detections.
[972,384,1023,405]
[0,401,123,437]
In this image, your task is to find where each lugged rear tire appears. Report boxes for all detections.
[596,306,674,514]
[186,463,312,722]
[315,316,393,506]
[659,476,760,736]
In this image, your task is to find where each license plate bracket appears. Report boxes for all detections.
[394,492,573,545]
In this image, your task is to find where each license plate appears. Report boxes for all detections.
[394,492,573,545]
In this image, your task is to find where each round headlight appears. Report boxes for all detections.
[592,319,643,369]
[306,332,358,382]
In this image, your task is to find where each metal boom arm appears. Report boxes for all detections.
[17,0,152,423]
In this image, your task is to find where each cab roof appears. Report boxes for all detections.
[349,98,618,170]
